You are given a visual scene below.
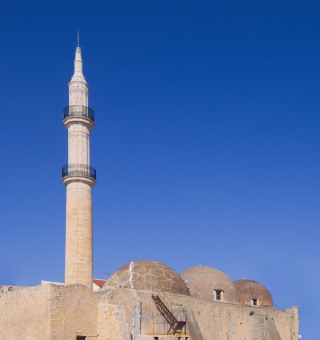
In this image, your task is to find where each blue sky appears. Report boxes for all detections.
[0,0,319,338]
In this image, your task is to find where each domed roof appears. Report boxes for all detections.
[180,265,238,303]
[234,279,273,307]
[102,260,190,296]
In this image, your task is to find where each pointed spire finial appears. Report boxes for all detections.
[71,34,86,82]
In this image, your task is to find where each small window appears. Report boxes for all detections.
[214,289,224,301]
[252,298,258,306]
[76,337,86,340]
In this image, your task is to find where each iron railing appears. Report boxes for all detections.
[62,164,96,181]
[63,105,95,122]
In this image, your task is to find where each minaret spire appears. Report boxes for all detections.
[77,31,80,48]
[72,43,85,81]
[62,43,96,289]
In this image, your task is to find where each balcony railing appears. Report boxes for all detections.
[62,164,96,181]
[63,105,95,122]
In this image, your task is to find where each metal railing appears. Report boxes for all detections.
[63,105,95,122]
[62,164,96,181]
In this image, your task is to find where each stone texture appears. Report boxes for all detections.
[97,299,130,339]
[65,181,93,288]
[103,260,190,296]
[180,265,239,303]
[234,279,273,307]
[0,283,299,340]
[99,287,298,340]
[0,285,51,340]
[68,123,91,165]
[64,46,94,289]
[49,284,98,339]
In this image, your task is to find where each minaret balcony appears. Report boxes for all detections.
[62,164,96,186]
[63,105,95,122]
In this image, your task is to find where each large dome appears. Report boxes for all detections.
[102,260,190,296]
[180,265,238,303]
[234,279,273,307]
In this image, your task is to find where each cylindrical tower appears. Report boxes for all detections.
[62,45,96,289]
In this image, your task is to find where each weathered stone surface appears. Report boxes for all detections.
[0,283,299,340]
[180,265,239,303]
[0,285,51,340]
[97,301,130,340]
[103,260,190,296]
[64,46,94,289]
[99,287,298,340]
[234,279,273,307]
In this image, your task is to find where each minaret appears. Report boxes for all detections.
[62,43,96,289]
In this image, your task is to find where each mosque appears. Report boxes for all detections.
[0,45,299,340]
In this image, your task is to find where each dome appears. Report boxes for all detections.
[180,265,238,303]
[234,279,273,307]
[102,260,190,296]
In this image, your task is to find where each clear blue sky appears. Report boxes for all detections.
[0,1,319,338]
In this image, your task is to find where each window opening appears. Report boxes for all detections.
[252,298,258,306]
[214,289,224,301]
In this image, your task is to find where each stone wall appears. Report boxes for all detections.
[49,284,98,339]
[0,285,51,340]
[0,284,98,340]
[97,300,130,340]
[99,287,299,340]
[0,284,299,340]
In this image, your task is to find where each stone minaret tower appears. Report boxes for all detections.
[62,44,96,289]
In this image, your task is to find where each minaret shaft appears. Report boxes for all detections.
[68,81,88,107]
[67,125,90,165]
[65,182,93,287]
[63,46,95,289]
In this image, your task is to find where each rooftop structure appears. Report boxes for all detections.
[180,265,239,303]
[102,260,190,295]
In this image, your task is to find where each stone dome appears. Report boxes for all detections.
[234,279,273,307]
[180,265,238,303]
[102,260,190,296]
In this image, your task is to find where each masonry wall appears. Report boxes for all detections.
[97,300,130,340]
[0,284,99,340]
[99,288,299,340]
[0,285,51,340]
[49,284,98,340]
[0,284,299,340]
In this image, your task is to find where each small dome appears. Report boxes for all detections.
[234,279,273,307]
[180,266,238,303]
[102,260,190,296]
